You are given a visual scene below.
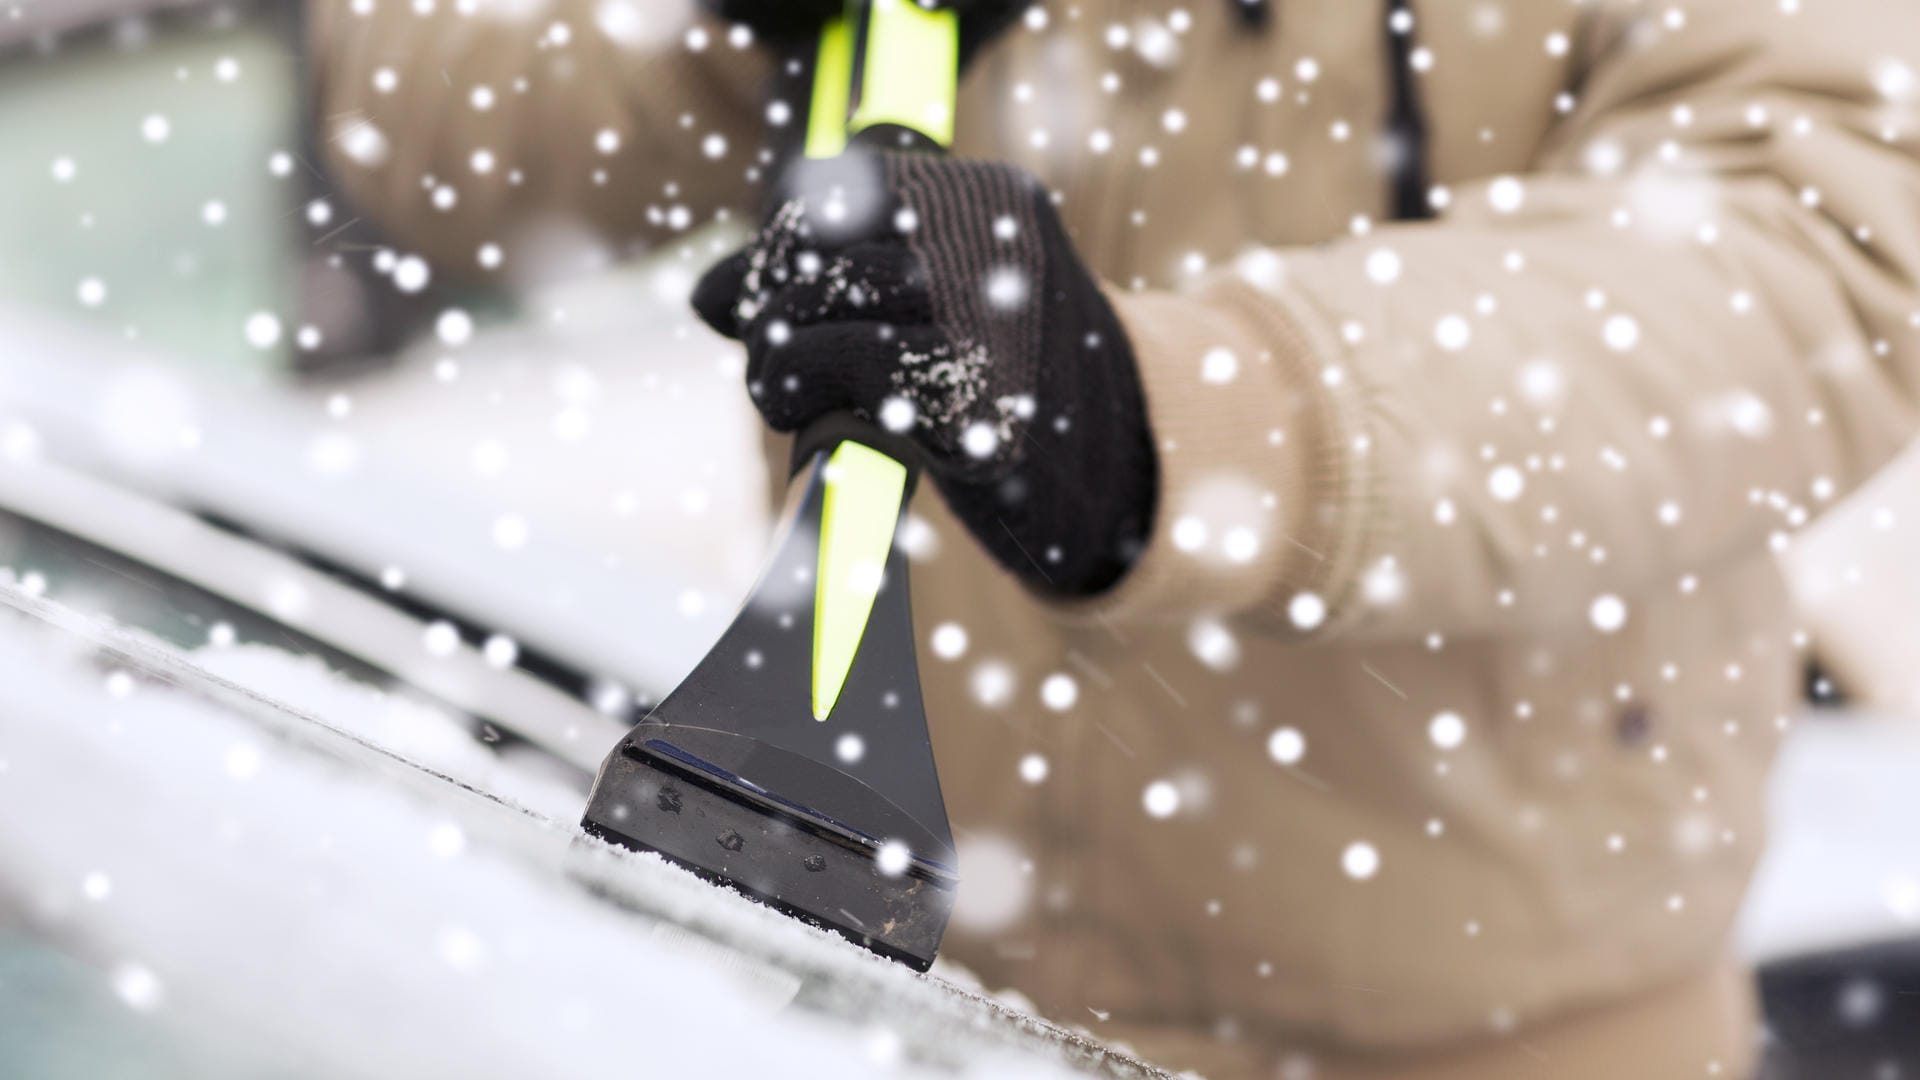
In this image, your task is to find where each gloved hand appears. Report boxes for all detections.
[700,0,1030,68]
[692,151,1157,597]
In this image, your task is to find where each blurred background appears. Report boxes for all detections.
[2,3,1920,1078]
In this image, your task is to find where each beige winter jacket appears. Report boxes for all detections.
[311,1,1920,1076]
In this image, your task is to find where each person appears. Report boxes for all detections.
[309,1,1920,1076]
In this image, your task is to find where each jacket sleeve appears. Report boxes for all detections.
[1080,0,1920,640]
[308,0,774,273]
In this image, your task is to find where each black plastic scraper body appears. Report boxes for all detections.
[581,728,956,970]
[580,447,957,971]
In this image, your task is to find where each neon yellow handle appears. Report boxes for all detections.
[800,2,956,722]
[804,17,855,159]
[811,443,909,720]
[805,0,958,159]
[849,0,958,147]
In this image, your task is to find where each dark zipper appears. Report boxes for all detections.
[1231,0,1272,29]
[1224,0,1434,222]
[1383,0,1435,220]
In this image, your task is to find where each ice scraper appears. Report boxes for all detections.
[580,0,960,971]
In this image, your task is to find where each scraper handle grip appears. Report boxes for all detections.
[788,0,958,481]
[805,0,959,160]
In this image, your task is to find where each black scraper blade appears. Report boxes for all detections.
[581,442,957,971]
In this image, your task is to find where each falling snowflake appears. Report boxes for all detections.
[436,309,474,346]
[1188,618,1241,670]
[1590,594,1628,633]
[970,659,1014,708]
[1267,727,1306,765]
[1171,515,1209,553]
[1341,842,1380,880]
[491,514,529,551]
[427,822,466,859]
[1287,592,1326,631]
[1603,314,1641,351]
[1142,780,1181,819]
[224,743,262,780]
[435,925,487,972]
[875,840,912,877]
[1486,176,1525,214]
[1365,248,1401,284]
[112,963,164,1011]
[961,422,1000,459]
[1039,673,1079,711]
[930,622,968,660]
[423,621,461,657]
[82,872,113,901]
[875,396,916,433]
[835,733,865,764]
[1487,464,1525,502]
[393,255,431,293]
[482,634,518,669]
[1201,347,1239,384]
[1434,314,1472,352]
[244,312,283,349]
[983,267,1028,309]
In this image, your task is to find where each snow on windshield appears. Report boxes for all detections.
[0,596,1087,1079]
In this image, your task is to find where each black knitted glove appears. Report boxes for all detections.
[700,0,1029,67]
[692,152,1156,597]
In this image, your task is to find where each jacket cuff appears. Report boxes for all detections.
[1053,277,1369,629]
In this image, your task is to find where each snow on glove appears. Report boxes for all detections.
[692,151,1157,597]
[699,0,1029,67]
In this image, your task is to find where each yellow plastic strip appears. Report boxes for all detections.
[811,442,908,721]
[848,0,958,148]
[805,15,854,159]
